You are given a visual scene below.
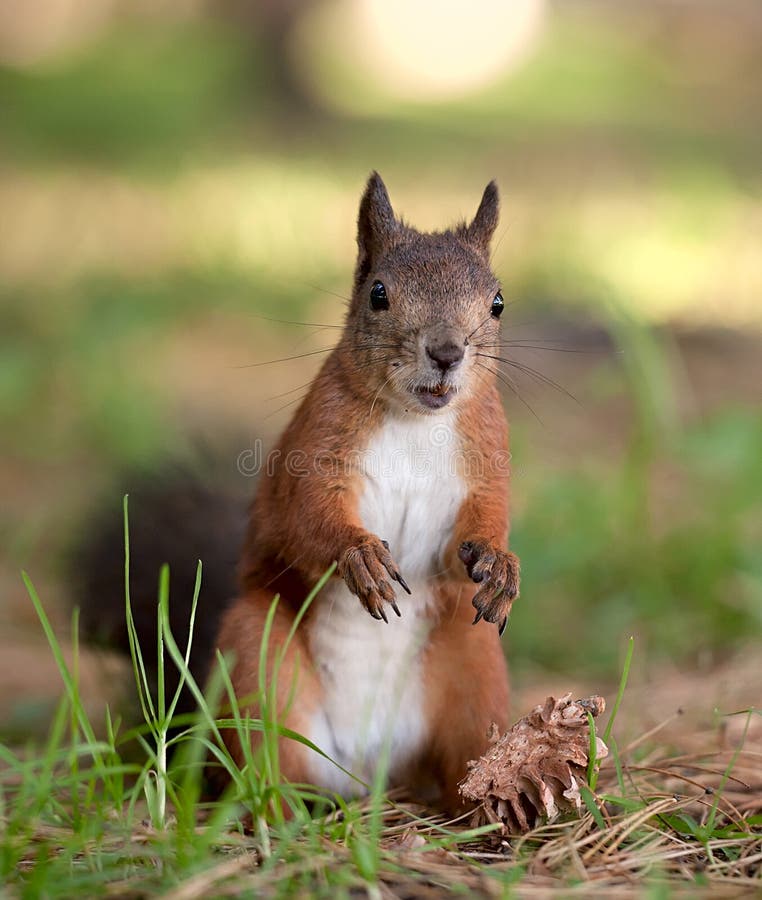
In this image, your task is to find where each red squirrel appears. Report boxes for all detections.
[216,173,520,809]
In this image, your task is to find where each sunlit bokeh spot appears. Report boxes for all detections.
[293,0,545,110]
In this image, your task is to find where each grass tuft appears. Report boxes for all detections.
[4,560,759,895]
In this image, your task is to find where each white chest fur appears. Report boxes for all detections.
[306,413,466,795]
[358,413,466,576]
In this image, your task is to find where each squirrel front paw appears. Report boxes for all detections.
[338,536,411,622]
[458,540,520,636]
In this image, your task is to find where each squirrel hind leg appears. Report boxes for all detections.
[421,590,511,812]
[213,591,325,795]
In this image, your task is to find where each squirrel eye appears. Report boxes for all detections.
[369,280,389,311]
[491,291,504,319]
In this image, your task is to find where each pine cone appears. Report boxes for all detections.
[459,693,608,833]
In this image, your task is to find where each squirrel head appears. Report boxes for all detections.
[344,172,504,415]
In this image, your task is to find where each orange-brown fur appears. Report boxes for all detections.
[219,173,519,809]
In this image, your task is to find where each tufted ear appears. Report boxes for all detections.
[355,172,398,284]
[460,181,499,259]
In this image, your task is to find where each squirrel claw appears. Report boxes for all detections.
[395,572,411,595]
[381,539,411,594]
[339,535,407,622]
[463,540,520,633]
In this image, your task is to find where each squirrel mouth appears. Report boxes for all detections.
[414,383,454,409]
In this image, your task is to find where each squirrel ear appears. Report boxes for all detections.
[356,172,398,282]
[462,181,499,258]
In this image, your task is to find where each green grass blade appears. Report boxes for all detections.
[22,573,103,764]
[586,710,599,790]
[165,559,203,725]
[603,635,634,745]
[122,495,158,732]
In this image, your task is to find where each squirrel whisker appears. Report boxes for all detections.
[474,360,541,423]
[473,353,579,404]
[235,347,336,369]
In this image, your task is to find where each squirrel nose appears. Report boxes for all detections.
[426,339,465,373]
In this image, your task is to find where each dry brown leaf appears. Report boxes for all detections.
[460,693,608,834]
[388,827,427,851]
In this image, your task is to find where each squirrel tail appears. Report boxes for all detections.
[71,465,247,718]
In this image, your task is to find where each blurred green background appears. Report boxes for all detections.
[1,0,760,725]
